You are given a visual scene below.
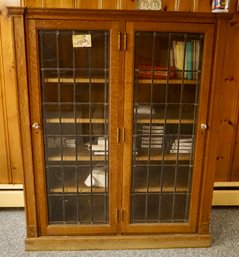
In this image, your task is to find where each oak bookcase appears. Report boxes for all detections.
[5,7,233,249]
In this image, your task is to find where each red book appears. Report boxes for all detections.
[137,65,176,79]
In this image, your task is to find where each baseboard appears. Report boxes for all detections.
[212,182,239,206]
[0,184,24,207]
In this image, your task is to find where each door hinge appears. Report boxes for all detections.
[123,33,127,51]
[117,209,125,223]
[117,32,121,51]
[117,32,127,51]
[116,128,125,144]
[122,127,125,143]
[117,127,120,143]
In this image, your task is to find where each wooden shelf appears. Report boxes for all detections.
[136,118,193,124]
[136,108,194,124]
[48,149,108,161]
[50,185,187,194]
[136,153,190,161]
[134,186,188,193]
[138,79,198,85]
[44,77,107,84]
[46,117,192,124]
[44,77,197,85]
[46,117,107,124]
[47,149,189,162]
[49,185,107,194]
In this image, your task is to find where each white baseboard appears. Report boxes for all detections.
[212,182,239,206]
[0,184,24,207]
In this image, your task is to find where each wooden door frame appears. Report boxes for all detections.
[122,21,215,234]
[25,17,122,236]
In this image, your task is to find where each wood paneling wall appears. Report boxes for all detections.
[231,121,239,181]
[0,0,239,184]
[0,0,211,11]
[214,13,239,181]
[0,9,24,184]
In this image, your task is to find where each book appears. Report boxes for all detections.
[137,65,176,79]
[135,106,155,115]
[172,142,192,146]
[97,137,108,146]
[142,139,163,144]
[170,149,191,154]
[186,41,193,80]
[212,0,229,12]
[193,40,200,79]
[174,138,193,143]
[171,146,192,150]
[172,40,200,80]
[141,144,162,149]
[142,125,164,130]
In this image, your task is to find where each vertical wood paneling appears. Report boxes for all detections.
[229,0,237,13]
[20,0,223,12]
[75,0,99,9]
[0,13,23,184]
[193,0,211,12]
[0,17,11,183]
[24,0,43,7]
[226,14,239,182]
[102,0,118,9]
[43,0,74,8]
[162,0,177,11]
[231,119,239,180]
[175,0,194,12]
[198,20,230,233]
[214,16,239,182]
[122,0,136,10]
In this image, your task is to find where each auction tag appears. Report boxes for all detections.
[72,34,92,48]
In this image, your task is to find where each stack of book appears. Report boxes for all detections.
[134,105,155,115]
[170,138,193,154]
[137,64,176,79]
[84,137,108,155]
[140,125,164,149]
[172,40,200,80]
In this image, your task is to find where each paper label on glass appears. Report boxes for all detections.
[72,34,92,48]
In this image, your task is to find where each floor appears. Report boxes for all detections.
[0,207,238,257]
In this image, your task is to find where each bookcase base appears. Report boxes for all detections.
[25,234,212,251]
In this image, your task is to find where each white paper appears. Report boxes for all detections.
[72,34,92,48]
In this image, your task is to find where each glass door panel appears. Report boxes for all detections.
[131,31,204,223]
[39,29,109,225]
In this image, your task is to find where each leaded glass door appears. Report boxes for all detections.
[28,20,120,235]
[122,22,214,233]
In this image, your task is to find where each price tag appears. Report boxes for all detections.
[72,34,92,48]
